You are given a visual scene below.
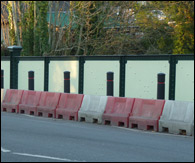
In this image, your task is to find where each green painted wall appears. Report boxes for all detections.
[175,61,194,101]
[49,61,79,93]
[18,61,44,91]
[125,61,170,99]
[84,61,120,96]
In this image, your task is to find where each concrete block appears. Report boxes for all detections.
[1,89,24,113]
[102,97,135,127]
[56,93,84,121]
[78,95,108,124]
[159,100,194,136]
[129,98,165,131]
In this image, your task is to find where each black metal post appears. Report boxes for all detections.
[64,71,70,93]
[107,72,114,96]
[28,71,34,90]
[1,70,4,89]
[78,57,85,94]
[157,73,165,100]
[169,56,177,100]
[44,57,50,92]
[8,46,22,89]
[119,56,127,97]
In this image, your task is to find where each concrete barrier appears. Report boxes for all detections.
[102,97,135,127]
[1,89,24,113]
[129,98,165,131]
[56,93,84,121]
[159,100,194,136]
[78,95,108,124]
[37,92,61,118]
[19,90,42,115]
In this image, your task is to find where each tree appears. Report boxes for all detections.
[7,1,16,45]
[134,1,174,54]
[134,1,194,54]
[165,1,194,54]
[21,1,34,55]
[2,1,194,56]
[1,1,10,46]
[2,1,48,56]
[35,1,49,55]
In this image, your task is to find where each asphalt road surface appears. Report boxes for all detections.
[1,112,194,162]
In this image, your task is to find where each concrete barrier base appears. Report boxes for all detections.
[159,120,193,136]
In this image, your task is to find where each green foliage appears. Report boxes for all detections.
[4,1,194,56]
[20,1,48,56]
[36,1,49,55]
[134,2,174,54]
[7,2,16,45]
[21,1,34,56]
[71,1,106,55]
[1,41,10,56]
[169,1,194,54]
[135,1,194,55]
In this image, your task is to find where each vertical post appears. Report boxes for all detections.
[79,57,85,94]
[8,46,22,89]
[28,71,34,90]
[169,56,177,100]
[119,56,127,97]
[1,70,4,89]
[157,73,165,100]
[107,72,114,96]
[44,57,50,92]
[64,71,70,93]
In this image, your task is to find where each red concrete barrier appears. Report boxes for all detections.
[19,90,42,115]
[102,97,135,127]
[36,92,61,118]
[1,89,24,113]
[129,98,165,131]
[56,93,84,121]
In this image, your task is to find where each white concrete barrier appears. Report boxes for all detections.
[78,95,108,124]
[159,100,194,136]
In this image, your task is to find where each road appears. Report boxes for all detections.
[1,112,194,162]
